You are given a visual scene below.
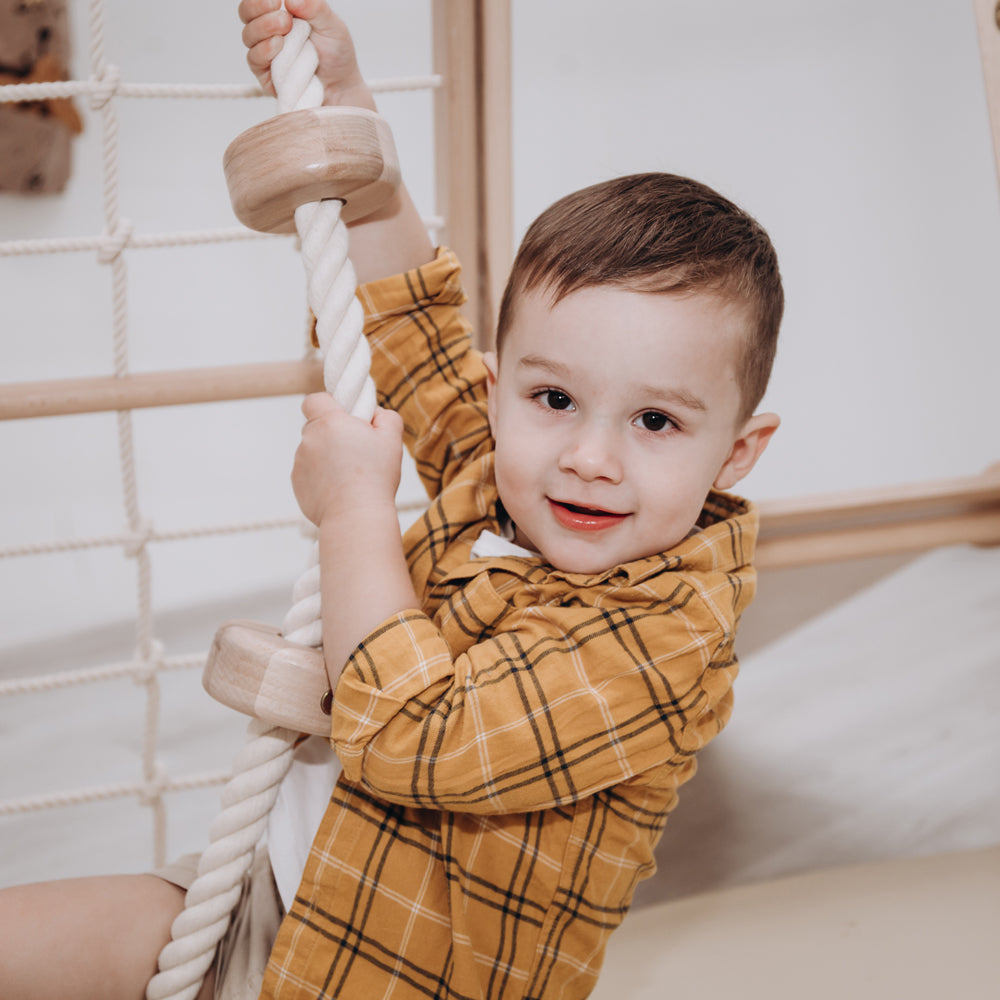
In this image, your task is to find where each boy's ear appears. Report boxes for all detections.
[483,351,499,433]
[713,412,780,491]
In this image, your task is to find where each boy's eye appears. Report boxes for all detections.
[637,410,673,432]
[538,389,574,411]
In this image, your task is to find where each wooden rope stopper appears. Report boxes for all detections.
[224,106,399,234]
[204,620,332,737]
[146,16,398,1000]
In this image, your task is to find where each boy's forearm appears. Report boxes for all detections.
[347,185,436,285]
[327,80,435,283]
[316,504,420,685]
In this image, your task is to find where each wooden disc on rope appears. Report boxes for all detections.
[223,106,401,233]
[204,620,333,736]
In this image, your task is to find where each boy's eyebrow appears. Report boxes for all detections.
[517,354,570,378]
[518,354,708,413]
[640,384,708,413]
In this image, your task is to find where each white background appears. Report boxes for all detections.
[1,0,998,648]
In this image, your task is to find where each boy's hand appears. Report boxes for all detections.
[238,0,376,110]
[292,393,404,526]
[240,0,436,286]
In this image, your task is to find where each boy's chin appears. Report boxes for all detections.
[542,529,697,575]
[540,542,629,577]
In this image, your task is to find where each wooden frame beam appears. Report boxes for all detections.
[432,0,512,346]
[975,0,1000,190]
[756,468,1000,569]
[0,360,323,420]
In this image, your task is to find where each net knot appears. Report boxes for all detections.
[139,760,169,808]
[132,639,165,686]
[97,217,133,265]
[124,516,153,557]
[89,63,121,110]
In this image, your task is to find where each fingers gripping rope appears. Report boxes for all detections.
[273,18,324,114]
[147,16,391,999]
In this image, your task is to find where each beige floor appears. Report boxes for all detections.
[1,544,998,942]
[593,844,1000,1000]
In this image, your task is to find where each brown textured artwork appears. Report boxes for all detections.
[0,0,82,193]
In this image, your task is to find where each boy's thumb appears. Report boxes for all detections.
[372,406,403,435]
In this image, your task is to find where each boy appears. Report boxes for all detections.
[0,2,781,998]
[255,3,780,999]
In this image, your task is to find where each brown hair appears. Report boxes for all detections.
[495,173,783,421]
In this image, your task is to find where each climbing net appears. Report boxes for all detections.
[0,0,441,885]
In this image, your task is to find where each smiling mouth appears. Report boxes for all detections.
[548,499,629,532]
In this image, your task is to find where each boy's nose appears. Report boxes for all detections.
[559,425,624,483]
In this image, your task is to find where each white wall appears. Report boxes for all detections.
[1,0,998,648]
[512,0,1000,502]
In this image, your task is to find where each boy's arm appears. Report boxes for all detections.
[239,0,435,282]
[292,393,421,683]
[360,250,493,499]
[330,589,740,815]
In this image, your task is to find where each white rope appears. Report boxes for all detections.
[146,13,375,998]
[146,720,298,1000]
[0,501,428,562]
[0,73,440,104]
[0,768,232,817]
[79,0,175,869]
[0,653,203,698]
[0,215,445,259]
[0,639,221,822]
[0,515,306,560]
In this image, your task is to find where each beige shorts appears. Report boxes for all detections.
[154,850,284,1000]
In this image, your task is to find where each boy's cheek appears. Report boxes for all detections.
[483,352,500,435]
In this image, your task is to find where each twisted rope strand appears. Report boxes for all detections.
[0,73,440,103]
[146,720,297,1000]
[0,653,204,699]
[0,515,306,560]
[0,768,232,818]
[0,216,445,258]
[147,12,371,997]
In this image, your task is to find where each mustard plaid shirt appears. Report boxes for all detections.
[261,249,759,1000]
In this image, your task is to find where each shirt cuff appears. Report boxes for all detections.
[357,246,467,332]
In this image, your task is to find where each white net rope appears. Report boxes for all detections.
[0,0,435,921]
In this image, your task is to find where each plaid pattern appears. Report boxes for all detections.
[261,249,759,999]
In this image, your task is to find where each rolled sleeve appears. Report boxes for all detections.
[329,593,733,816]
[356,247,493,498]
[331,610,457,775]
[357,246,468,326]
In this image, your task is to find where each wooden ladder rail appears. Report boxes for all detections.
[975,0,1000,190]
[755,467,1000,569]
[432,0,513,347]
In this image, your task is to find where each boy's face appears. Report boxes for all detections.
[484,284,777,575]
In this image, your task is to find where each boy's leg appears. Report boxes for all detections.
[0,874,214,1000]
